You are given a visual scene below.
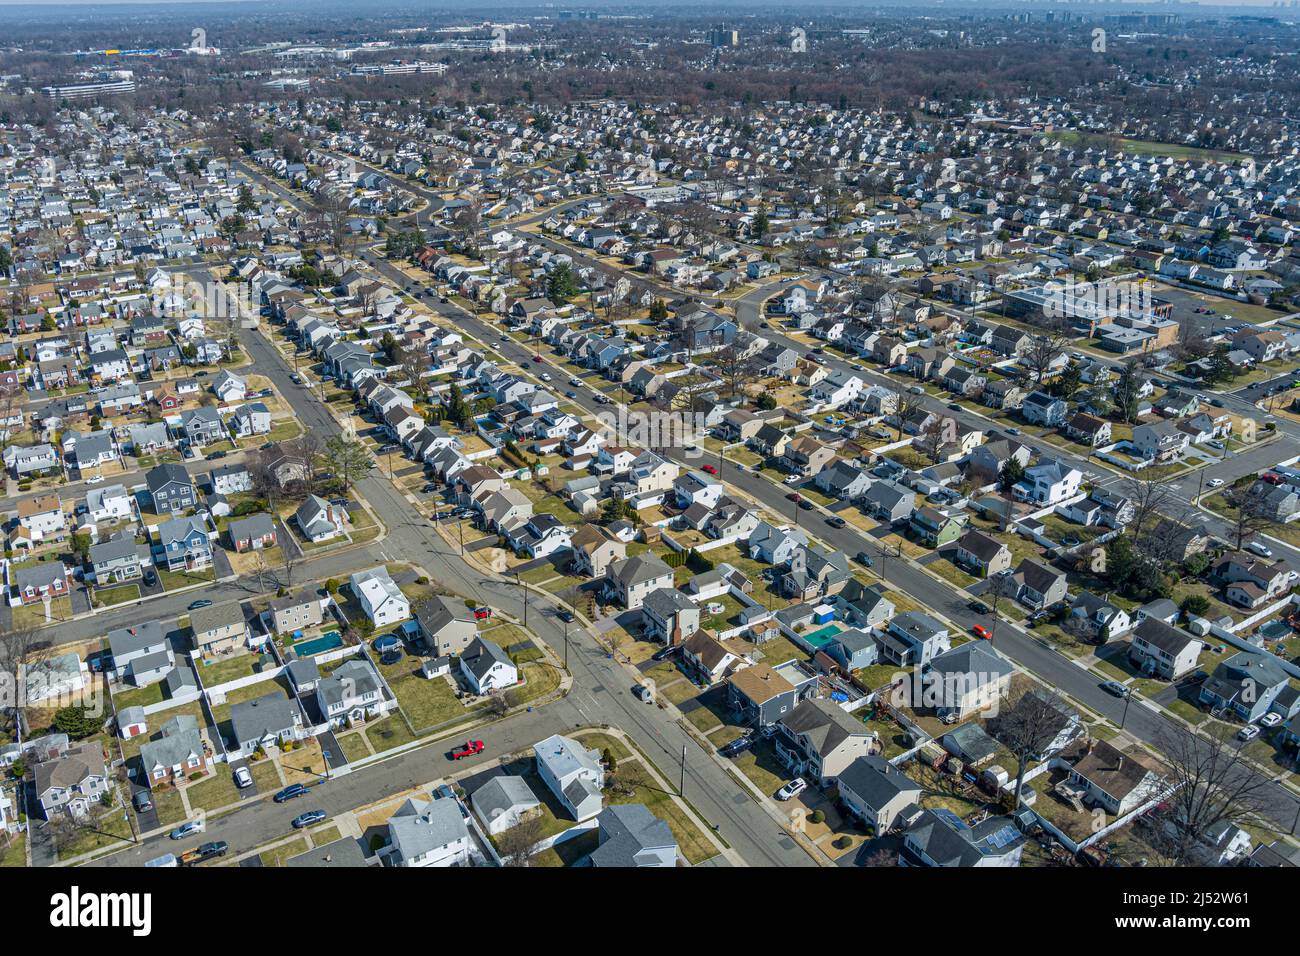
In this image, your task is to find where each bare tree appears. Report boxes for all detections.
[495,810,547,867]
[890,388,923,441]
[1223,484,1276,553]
[711,344,758,400]
[315,189,353,256]
[1022,322,1070,386]
[988,686,1071,811]
[1120,473,1197,567]
[1146,723,1276,866]
[914,416,951,464]
[0,624,49,736]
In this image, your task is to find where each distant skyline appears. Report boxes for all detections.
[0,0,1291,6]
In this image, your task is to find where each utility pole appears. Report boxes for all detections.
[563,615,570,670]
[516,571,528,628]
[679,744,687,796]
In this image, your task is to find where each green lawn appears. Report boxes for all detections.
[185,770,242,814]
[260,836,309,867]
[336,730,373,764]
[0,833,26,867]
[606,760,718,865]
[364,715,419,754]
[94,584,141,607]
[161,567,217,591]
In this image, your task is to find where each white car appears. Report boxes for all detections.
[1237,725,1261,742]
[233,766,254,789]
[634,685,654,704]
[540,372,552,382]
[1206,477,1225,488]
[1258,713,1283,728]
[1246,541,1274,558]
[84,475,104,484]
[776,778,807,801]
[783,474,801,485]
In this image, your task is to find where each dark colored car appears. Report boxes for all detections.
[556,609,575,623]
[188,599,213,611]
[798,499,814,511]
[273,784,309,803]
[825,515,846,529]
[195,841,228,860]
[292,810,328,829]
[651,645,678,662]
[133,790,154,813]
[720,734,753,757]
[968,600,991,614]
[854,552,874,567]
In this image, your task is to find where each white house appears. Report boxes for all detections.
[1012,458,1082,506]
[387,795,472,867]
[84,484,133,523]
[534,733,605,821]
[459,637,518,695]
[349,567,411,628]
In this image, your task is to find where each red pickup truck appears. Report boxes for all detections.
[451,740,485,760]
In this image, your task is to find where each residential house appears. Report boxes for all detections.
[775,698,878,787]
[605,553,675,610]
[190,601,248,656]
[414,595,477,656]
[1128,617,1202,680]
[386,796,472,867]
[533,733,605,821]
[459,637,518,695]
[837,755,924,832]
[349,567,411,627]
[1068,740,1165,816]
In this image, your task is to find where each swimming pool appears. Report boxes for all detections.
[801,623,843,649]
[294,631,342,657]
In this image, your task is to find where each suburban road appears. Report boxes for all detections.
[88,299,817,868]
[233,160,1300,849]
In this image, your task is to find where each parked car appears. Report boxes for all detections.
[450,740,484,760]
[702,464,718,475]
[968,600,990,615]
[133,790,154,813]
[854,552,874,567]
[825,515,846,529]
[1237,724,1261,742]
[233,767,253,789]
[776,778,807,801]
[1206,477,1225,488]
[292,810,328,829]
[720,734,752,757]
[798,499,814,511]
[634,685,654,703]
[472,606,493,620]
[1258,712,1283,728]
[651,645,678,662]
[1100,680,1131,699]
[188,599,213,611]
[169,819,205,840]
[971,624,992,640]
[273,784,309,803]
[556,609,575,623]
[1246,540,1274,558]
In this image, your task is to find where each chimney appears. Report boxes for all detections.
[1114,756,1124,772]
